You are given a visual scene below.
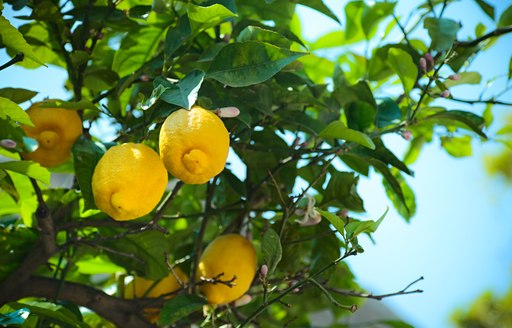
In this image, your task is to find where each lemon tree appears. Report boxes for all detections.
[0,0,511,327]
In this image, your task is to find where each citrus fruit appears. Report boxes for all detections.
[196,234,257,305]
[159,106,230,184]
[125,268,188,323]
[91,143,168,221]
[20,102,82,167]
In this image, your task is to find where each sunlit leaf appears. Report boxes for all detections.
[0,88,38,104]
[0,16,46,66]
[207,41,306,87]
[0,161,50,185]
[0,97,33,126]
[424,17,461,51]
[319,120,375,149]
[388,48,417,94]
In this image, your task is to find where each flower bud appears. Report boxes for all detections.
[425,52,434,66]
[449,74,461,81]
[260,264,268,277]
[216,106,240,118]
[0,139,17,149]
[419,57,427,71]
[440,89,451,98]
[401,130,412,141]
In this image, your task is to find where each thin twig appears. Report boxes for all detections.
[455,26,512,48]
[0,53,24,71]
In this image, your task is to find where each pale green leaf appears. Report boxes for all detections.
[0,97,33,126]
[0,16,46,66]
[319,120,375,149]
[0,161,50,185]
[388,48,417,94]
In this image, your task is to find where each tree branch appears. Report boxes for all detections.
[0,276,153,328]
[445,96,512,106]
[327,276,424,301]
[455,26,512,48]
[0,53,24,71]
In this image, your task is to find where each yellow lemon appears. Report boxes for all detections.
[159,106,229,184]
[21,102,82,167]
[125,268,188,323]
[91,143,168,221]
[196,234,257,305]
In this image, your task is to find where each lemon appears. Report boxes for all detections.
[21,102,82,167]
[125,268,188,323]
[159,106,230,184]
[91,143,168,221]
[196,234,257,305]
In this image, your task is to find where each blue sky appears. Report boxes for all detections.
[2,1,512,327]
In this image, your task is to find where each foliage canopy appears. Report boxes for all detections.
[1,0,511,327]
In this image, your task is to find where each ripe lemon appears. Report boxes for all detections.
[159,106,230,184]
[196,234,257,305]
[21,102,82,167]
[91,143,168,221]
[125,268,188,323]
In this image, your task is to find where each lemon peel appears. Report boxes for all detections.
[91,143,168,221]
[159,106,229,184]
[196,234,257,305]
[21,102,82,167]
[125,268,188,323]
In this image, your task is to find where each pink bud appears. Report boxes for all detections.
[0,139,17,149]
[222,34,231,42]
[401,130,412,141]
[440,90,451,98]
[419,58,427,71]
[425,53,434,66]
[216,106,240,118]
[339,209,349,217]
[140,74,150,82]
[293,288,300,293]
[449,74,461,81]
[260,264,268,277]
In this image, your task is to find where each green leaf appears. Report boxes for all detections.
[382,167,416,220]
[361,1,396,38]
[207,41,306,87]
[261,228,282,276]
[351,138,413,175]
[441,135,472,157]
[75,255,125,275]
[310,31,344,50]
[378,319,414,328]
[0,161,50,185]
[297,0,340,24]
[316,209,346,236]
[112,26,165,77]
[0,170,19,202]
[8,301,87,328]
[509,56,512,80]
[187,3,237,32]
[164,15,192,60]
[345,207,387,239]
[475,0,494,20]
[0,88,38,104]
[443,71,481,88]
[424,17,461,51]
[0,16,46,66]
[421,110,487,138]
[102,230,171,280]
[498,4,512,27]
[319,120,375,149]
[159,70,205,109]
[345,101,375,132]
[344,1,366,42]
[237,26,292,49]
[322,171,365,212]
[0,97,33,126]
[72,138,106,211]
[388,48,417,94]
[377,98,402,128]
[159,295,207,325]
